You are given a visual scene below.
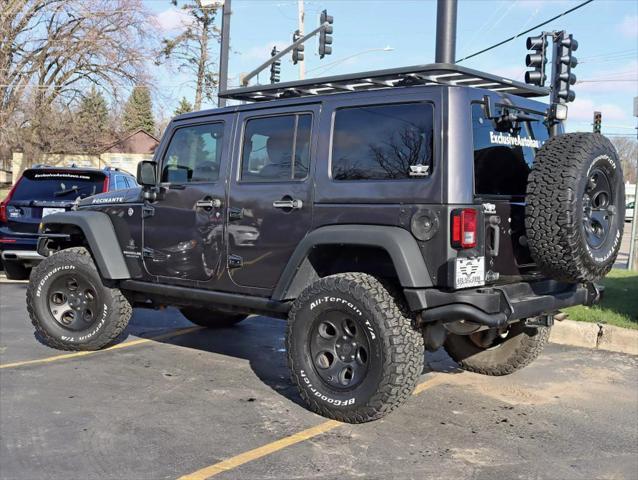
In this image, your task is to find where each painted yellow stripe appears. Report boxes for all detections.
[179,374,448,480]
[0,326,203,369]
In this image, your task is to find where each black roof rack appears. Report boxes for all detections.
[220,63,549,102]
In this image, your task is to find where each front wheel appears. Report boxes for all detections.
[287,273,424,423]
[444,321,550,376]
[26,247,132,351]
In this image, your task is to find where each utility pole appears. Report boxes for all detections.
[218,0,232,107]
[297,0,305,80]
[435,0,457,63]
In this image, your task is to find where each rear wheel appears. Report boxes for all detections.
[287,273,424,423]
[3,259,31,280]
[180,307,247,328]
[444,321,550,376]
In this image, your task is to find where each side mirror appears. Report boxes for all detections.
[137,161,157,187]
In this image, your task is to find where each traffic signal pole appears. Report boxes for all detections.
[241,22,331,86]
[218,0,232,107]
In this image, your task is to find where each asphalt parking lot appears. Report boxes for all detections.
[1,279,637,480]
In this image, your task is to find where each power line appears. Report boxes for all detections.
[455,0,595,63]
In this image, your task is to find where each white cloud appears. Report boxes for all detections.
[568,97,631,124]
[619,14,638,39]
[156,8,191,31]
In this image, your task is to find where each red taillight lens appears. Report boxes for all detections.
[102,175,110,192]
[451,208,478,249]
[0,178,22,223]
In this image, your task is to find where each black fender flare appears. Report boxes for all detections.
[38,211,130,280]
[272,225,432,301]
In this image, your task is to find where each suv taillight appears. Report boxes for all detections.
[0,178,21,223]
[451,208,478,249]
[102,175,109,192]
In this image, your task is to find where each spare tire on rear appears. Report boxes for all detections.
[526,132,624,283]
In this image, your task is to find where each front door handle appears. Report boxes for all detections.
[273,199,303,210]
[196,198,222,209]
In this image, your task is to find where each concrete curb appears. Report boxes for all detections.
[550,319,638,356]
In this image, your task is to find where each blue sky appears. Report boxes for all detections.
[146,0,638,135]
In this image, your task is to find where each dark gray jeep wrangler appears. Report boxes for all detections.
[28,62,624,423]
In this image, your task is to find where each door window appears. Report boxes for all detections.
[331,103,434,181]
[162,122,225,183]
[240,114,312,182]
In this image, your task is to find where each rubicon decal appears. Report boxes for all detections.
[489,131,541,148]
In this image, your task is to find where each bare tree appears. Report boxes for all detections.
[1,0,156,164]
[158,0,220,110]
[611,137,638,184]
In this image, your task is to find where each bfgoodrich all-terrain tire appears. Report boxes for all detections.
[444,321,550,376]
[526,132,625,283]
[26,247,131,351]
[287,273,424,423]
[180,307,247,328]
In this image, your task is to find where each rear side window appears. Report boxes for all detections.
[240,113,312,182]
[114,175,127,190]
[331,103,434,181]
[162,122,225,183]
[472,103,549,196]
[11,170,106,201]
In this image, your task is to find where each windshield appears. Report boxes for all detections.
[12,170,106,202]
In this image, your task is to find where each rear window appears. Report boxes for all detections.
[472,103,549,196]
[331,103,434,181]
[12,170,106,201]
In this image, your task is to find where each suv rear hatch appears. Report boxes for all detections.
[2,169,106,234]
[470,102,550,284]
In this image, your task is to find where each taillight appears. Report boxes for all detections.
[102,175,110,192]
[451,208,478,249]
[0,178,22,223]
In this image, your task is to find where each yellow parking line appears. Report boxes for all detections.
[0,326,203,370]
[178,374,447,480]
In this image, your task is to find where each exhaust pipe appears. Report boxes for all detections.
[435,0,458,64]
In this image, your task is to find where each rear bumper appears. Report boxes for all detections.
[406,279,601,327]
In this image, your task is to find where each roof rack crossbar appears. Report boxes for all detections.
[219,63,549,102]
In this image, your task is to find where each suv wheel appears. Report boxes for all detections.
[287,273,424,423]
[26,247,132,351]
[3,259,31,280]
[444,321,550,376]
[180,307,247,328]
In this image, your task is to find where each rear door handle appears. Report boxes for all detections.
[273,199,303,210]
[196,198,222,209]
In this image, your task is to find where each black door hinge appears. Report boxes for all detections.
[142,205,155,218]
[228,207,243,221]
[228,254,243,268]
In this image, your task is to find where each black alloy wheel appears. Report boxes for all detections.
[309,311,371,390]
[582,166,616,250]
[47,273,101,331]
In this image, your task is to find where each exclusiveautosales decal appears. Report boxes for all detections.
[489,131,541,149]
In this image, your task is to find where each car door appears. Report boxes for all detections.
[142,116,232,284]
[226,105,318,292]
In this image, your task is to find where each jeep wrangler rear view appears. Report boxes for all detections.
[28,60,624,423]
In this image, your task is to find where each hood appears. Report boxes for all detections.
[77,187,143,207]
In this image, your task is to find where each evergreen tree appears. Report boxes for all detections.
[123,86,155,134]
[174,97,193,116]
[77,87,109,151]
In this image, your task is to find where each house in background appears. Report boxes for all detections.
[9,129,160,184]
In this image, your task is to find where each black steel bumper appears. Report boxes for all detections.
[405,280,601,328]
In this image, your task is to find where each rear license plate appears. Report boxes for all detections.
[42,207,66,217]
[454,257,485,289]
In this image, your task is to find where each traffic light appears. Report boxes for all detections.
[270,46,281,84]
[318,9,333,59]
[524,34,548,86]
[593,111,602,134]
[552,32,578,103]
[292,30,304,65]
